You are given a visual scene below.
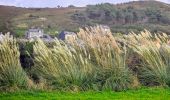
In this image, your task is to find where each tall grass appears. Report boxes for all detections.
[125,30,170,86]
[33,39,95,91]
[33,26,132,91]
[0,33,29,90]
[76,26,132,91]
[2,26,170,91]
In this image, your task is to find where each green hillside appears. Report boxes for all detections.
[0,5,85,37]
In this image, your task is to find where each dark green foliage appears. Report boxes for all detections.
[71,1,170,34]
[19,42,34,69]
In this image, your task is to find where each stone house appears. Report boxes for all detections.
[25,28,44,39]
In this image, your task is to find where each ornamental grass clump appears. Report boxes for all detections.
[126,30,170,86]
[33,39,95,91]
[76,25,133,91]
[0,33,29,90]
[33,25,133,91]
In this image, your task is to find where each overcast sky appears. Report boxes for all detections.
[0,0,169,8]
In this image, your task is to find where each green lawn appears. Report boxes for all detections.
[0,87,170,100]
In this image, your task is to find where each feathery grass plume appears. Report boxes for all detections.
[133,43,168,86]
[127,30,170,86]
[124,30,169,47]
[76,25,132,91]
[33,38,95,91]
[0,33,29,90]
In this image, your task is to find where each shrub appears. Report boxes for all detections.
[19,41,34,69]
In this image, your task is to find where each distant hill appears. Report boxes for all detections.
[1,0,170,37]
[72,1,170,34]
[0,5,85,37]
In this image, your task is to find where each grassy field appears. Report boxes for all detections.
[0,87,170,100]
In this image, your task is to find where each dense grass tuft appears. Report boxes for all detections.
[33,39,95,91]
[33,26,132,91]
[0,33,30,90]
[125,30,170,86]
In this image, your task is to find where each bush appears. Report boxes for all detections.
[19,41,34,69]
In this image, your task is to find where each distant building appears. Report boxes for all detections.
[58,31,77,41]
[25,28,54,42]
[25,28,44,39]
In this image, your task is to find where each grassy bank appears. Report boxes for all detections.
[1,26,170,97]
[0,87,170,100]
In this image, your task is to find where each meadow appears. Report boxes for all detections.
[0,26,170,99]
